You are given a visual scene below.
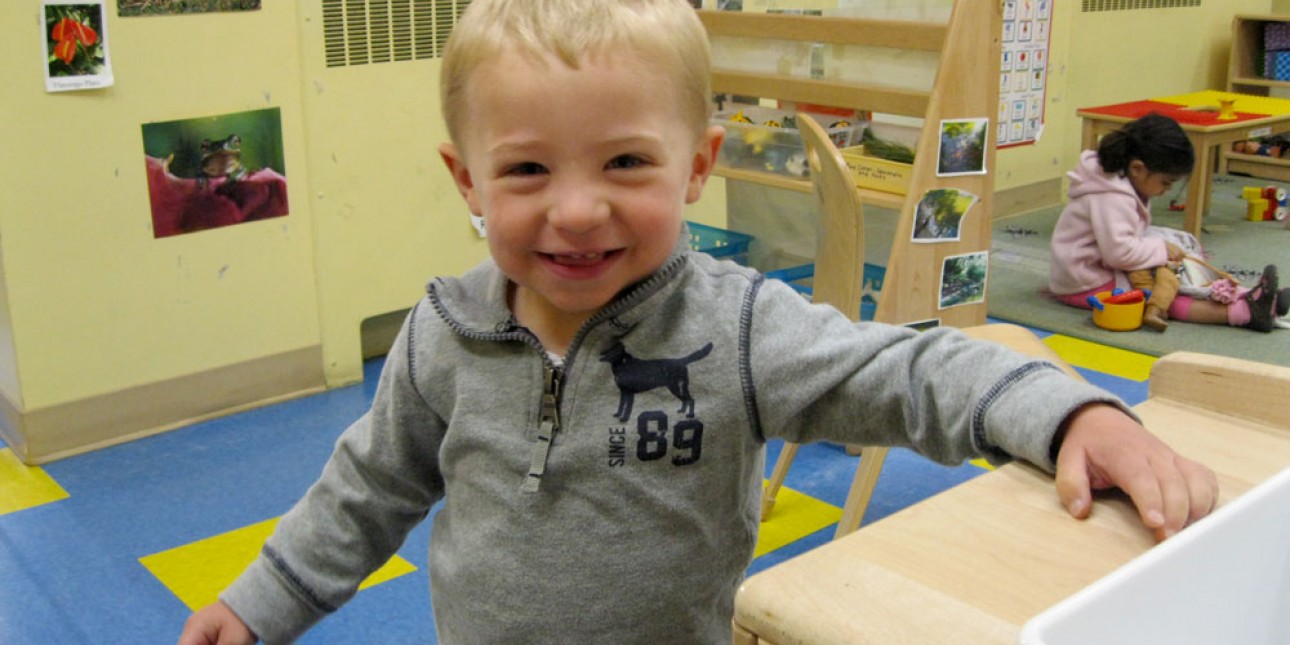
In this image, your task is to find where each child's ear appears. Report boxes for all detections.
[1127,158,1148,180]
[439,142,482,215]
[685,125,726,204]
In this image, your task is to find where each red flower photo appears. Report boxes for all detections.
[44,4,108,78]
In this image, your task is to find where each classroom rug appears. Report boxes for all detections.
[987,174,1290,367]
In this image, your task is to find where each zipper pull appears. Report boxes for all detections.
[522,367,561,493]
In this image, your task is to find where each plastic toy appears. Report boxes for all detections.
[1217,98,1236,120]
[1240,185,1289,222]
[1087,288,1148,331]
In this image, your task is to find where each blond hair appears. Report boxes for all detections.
[441,0,713,147]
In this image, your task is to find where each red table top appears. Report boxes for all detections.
[1078,99,1267,126]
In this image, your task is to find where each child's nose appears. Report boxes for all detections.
[547,185,610,233]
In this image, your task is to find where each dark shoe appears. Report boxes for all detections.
[1277,287,1290,317]
[1244,265,1279,332]
[1142,304,1169,332]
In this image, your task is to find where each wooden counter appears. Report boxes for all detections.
[734,347,1290,644]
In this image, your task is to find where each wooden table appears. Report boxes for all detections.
[1077,90,1290,238]
[733,329,1290,644]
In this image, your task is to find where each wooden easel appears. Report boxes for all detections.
[700,0,1003,537]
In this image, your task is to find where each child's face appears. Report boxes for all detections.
[440,48,723,328]
[1127,160,1182,201]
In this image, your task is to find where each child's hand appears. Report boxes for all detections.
[1053,403,1218,541]
[177,601,256,645]
[1164,241,1185,262]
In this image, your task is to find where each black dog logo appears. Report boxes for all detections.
[600,341,713,422]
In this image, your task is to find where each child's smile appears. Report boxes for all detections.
[439,46,722,351]
[539,249,624,280]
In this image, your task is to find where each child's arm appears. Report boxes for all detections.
[1053,402,1218,541]
[1088,199,1171,271]
[177,601,256,645]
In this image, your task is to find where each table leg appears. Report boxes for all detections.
[1081,118,1098,152]
[1183,141,1212,238]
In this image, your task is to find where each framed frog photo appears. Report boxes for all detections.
[141,107,288,238]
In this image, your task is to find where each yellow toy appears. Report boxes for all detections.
[1217,98,1236,120]
[1241,185,1289,222]
[1088,290,1145,331]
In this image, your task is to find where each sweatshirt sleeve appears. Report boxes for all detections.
[746,280,1132,471]
[220,306,447,644]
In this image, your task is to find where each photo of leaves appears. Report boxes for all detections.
[117,0,260,17]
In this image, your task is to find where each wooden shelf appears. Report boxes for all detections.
[713,165,907,210]
[1228,14,1289,97]
[1224,15,1290,180]
[1230,76,1290,91]
[698,3,1000,328]
[1221,150,1290,182]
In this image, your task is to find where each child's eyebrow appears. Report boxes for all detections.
[488,134,668,158]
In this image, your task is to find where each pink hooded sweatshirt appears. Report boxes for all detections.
[1048,150,1170,295]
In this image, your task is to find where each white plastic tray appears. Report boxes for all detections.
[1019,466,1290,645]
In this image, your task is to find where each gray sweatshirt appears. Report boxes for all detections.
[222,238,1123,644]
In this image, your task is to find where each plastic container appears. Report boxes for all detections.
[713,105,858,178]
[1088,290,1143,331]
[686,221,754,266]
[764,262,885,320]
[1266,21,1290,51]
[1020,467,1290,645]
[839,145,914,195]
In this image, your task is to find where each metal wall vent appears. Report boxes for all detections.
[1081,0,1199,11]
[322,0,472,68]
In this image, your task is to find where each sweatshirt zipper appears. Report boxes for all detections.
[522,365,562,493]
[428,257,689,493]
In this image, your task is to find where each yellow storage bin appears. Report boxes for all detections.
[839,145,913,195]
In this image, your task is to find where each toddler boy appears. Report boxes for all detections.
[179,2,1217,643]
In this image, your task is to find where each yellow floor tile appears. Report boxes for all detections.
[755,482,842,557]
[1043,334,1156,382]
[140,517,417,611]
[0,448,70,515]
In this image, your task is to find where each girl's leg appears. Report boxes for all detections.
[1169,265,1280,330]
[1168,296,1230,324]
[1054,281,1115,310]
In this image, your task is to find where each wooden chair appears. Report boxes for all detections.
[759,113,873,535]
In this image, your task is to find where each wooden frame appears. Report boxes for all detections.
[701,1,1003,536]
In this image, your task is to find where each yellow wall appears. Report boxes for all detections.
[293,3,486,388]
[1,3,326,409]
[1,4,326,459]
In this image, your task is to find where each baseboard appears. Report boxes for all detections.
[4,345,326,465]
[360,308,411,360]
[993,178,1062,219]
[0,388,26,460]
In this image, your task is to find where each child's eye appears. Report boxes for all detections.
[606,154,649,170]
[504,162,547,176]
